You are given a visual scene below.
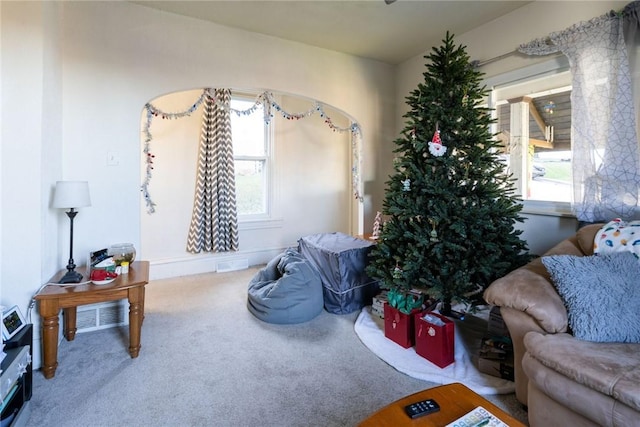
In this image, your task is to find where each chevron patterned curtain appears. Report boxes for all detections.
[186,89,239,253]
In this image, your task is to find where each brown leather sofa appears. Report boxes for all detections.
[484,223,640,427]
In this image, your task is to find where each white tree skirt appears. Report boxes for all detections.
[354,306,515,395]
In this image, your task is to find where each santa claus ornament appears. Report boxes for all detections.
[428,129,447,157]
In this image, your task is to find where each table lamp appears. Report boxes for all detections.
[52,181,91,283]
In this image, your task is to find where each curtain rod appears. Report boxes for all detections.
[471,50,520,68]
[471,3,632,68]
[471,42,553,68]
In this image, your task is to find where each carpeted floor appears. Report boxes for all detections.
[27,267,528,426]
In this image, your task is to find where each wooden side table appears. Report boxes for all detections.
[35,261,149,379]
[359,382,526,427]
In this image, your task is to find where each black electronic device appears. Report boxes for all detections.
[2,306,26,340]
[2,323,33,427]
[90,248,110,267]
[404,398,440,419]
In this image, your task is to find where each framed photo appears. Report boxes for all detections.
[2,305,26,340]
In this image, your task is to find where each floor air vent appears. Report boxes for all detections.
[75,301,129,333]
[216,258,249,273]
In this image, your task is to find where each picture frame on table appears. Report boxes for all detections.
[2,305,26,340]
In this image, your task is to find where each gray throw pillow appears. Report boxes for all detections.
[541,252,640,343]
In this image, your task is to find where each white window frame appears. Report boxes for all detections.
[231,93,278,226]
[484,56,575,218]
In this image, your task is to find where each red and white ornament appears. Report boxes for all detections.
[428,130,447,157]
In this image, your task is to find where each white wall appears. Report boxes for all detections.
[3,0,636,368]
[0,1,63,370]
[141,90,352,277]
[396,0,632,255]
[58,1,393,275]
[0,0,395,367]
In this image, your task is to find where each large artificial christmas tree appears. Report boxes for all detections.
[366,33,530,314]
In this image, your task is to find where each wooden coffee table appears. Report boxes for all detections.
[359,382,526,426]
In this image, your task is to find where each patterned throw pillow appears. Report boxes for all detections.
[593,218,640,258]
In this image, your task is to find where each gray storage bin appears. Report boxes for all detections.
[298,232,379,314]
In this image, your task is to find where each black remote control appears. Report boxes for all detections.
[404,398,440,419]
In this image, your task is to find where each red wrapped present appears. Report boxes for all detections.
[384,304,421,348]
[415,311,455,368]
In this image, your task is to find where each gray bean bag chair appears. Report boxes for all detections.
[247,248,324,324]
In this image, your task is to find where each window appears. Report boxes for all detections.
[230,96,271,218]
[489,65,573,207]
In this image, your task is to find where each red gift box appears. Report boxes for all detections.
[384,304,421,348]
[415,311,455,368]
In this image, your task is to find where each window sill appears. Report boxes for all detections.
[238,217,284,230]
[520,200,575,218]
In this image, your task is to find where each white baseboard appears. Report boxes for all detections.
[32,336,42,370]
[216,258,249,272]
[148,246,290,280]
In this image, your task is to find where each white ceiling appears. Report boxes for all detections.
[131,1,532,65]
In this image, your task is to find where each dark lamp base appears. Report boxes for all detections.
[58,269,83,284]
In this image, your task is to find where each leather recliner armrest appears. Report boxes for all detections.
[484,223,604,333]
[484,262,568,334]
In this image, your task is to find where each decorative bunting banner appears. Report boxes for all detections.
[141,89,363,213]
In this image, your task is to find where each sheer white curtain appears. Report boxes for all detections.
[519,3,640,222]
[186,88,239,253]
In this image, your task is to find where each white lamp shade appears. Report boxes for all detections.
[52,181,91,209]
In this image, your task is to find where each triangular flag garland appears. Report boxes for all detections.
[141,89,363,213]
